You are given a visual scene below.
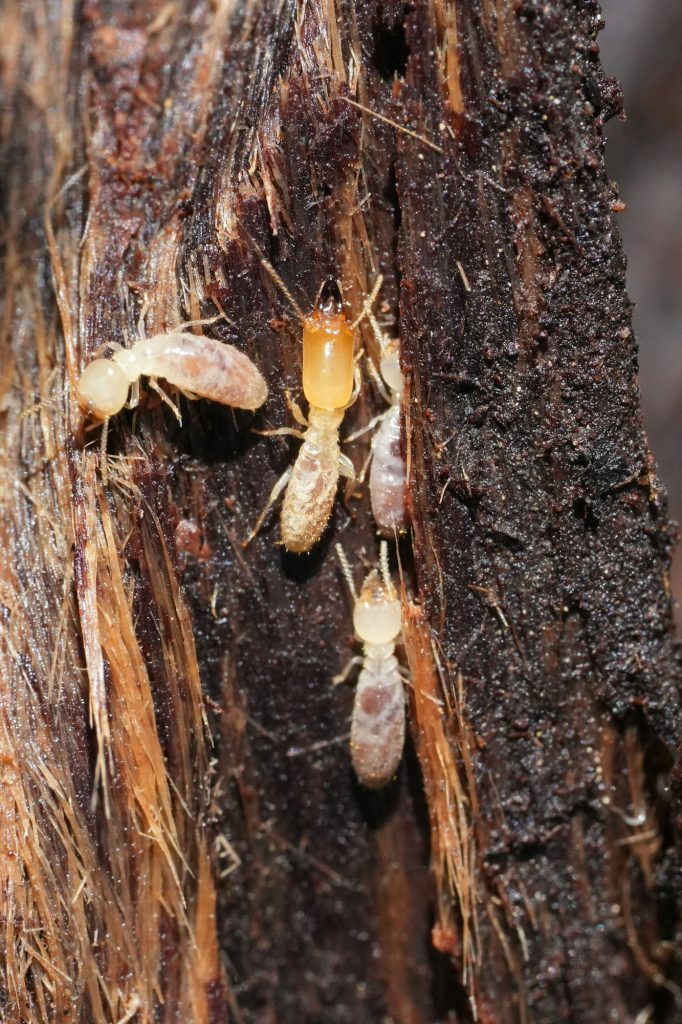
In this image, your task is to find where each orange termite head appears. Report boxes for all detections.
[302,279,355,411]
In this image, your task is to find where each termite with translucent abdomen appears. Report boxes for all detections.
[78,332,268,422]
[336,542,406,789]
[348,326,407,535]
[244,258,383,553]
[369,337,407,534]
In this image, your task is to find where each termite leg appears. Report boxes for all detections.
[175,312,224,331]
[284,390,308,427]
[343,412,384,444]
[126,379,140,410]
[354,443,375,487]
[178,387,200,401]
[338,453,355,480]
[332,656,363,686]
[254,426,306,440]
[340,363,362,412]
[242,464,293,548]
[148,377,182,424]
[136,296,150,340]
[254,391,307,439]
[342,445,370,503]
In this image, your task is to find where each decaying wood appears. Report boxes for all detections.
[1,1,680,1022]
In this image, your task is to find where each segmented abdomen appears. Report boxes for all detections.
[136,333,267,409]
[350,654,405,789]
[281,434,339,553]
[370,405,407,534]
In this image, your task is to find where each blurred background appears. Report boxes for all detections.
[600,0,682,629]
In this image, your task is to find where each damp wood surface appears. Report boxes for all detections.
[0,2,680,1024]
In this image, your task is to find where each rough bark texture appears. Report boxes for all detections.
[1,2,680,1024]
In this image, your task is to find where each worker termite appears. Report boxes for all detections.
[347,319,407,535]
[78,331,268,422]
[335,541,407,789]
[244,257,383,553]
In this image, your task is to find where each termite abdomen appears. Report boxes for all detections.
[351,662,405,789]
[369,404,407,534]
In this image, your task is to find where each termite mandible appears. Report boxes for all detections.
[244,253,383,554]
[335,541,407,789]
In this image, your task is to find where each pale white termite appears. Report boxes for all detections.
[244,258,383,553]
[347,322,407,535]
[336,541,406,789]
[78,331,268,423]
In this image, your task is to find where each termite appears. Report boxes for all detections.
[347,320,407,535]
[335,541,406,789]
[78,331,268,423]
[244,256,383,553]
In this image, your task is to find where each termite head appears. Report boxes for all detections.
[337,541,401,645]
[303,280,355,411]
[353,571,402,644]
[255,246,383,414]
[77,358,129,420]
[379,338,402,397]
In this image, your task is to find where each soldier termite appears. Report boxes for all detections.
[335,541,407,789]
[244,255,383,553]
[347,317,407,535]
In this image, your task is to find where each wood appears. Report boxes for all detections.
[1,1,679,1022]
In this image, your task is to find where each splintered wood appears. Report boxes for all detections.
[401,594,479,994]
[3,0,678,1019]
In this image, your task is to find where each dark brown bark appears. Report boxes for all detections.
[1,2,680,1023]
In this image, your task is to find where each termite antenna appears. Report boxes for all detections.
[336,543,358,600]
[100,417,110,485]
[393,527,406,587]
[379,540,395,598]
[249,237,306,323]
[365,307,387,352]
[350,274,383,331]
